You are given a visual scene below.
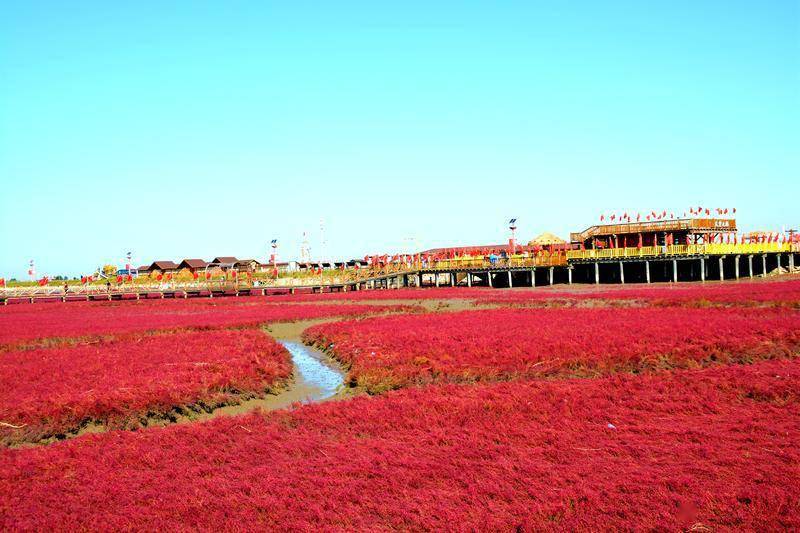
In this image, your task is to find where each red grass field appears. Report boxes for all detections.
[305,306,800,392]
[0,329,291,445]
[1,280,799,527]
[476,277,800,307]
[0,299,417,348]
[1,359,797,530]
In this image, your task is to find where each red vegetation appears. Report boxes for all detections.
[305,307,800,392]
[0,329,291,444]
[0,299,416,348]
[477,277,800,307]
[1,360,798,530]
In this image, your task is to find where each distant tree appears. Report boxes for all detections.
[102,264,117,277]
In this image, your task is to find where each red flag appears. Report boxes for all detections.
[192,272,199,280]
[600,215,605,221]
[126,274,133,282]
[205,272,212,280]
[0,278,5,287]
[157,274,163,281]
[116,275,123,283]
[636,213,641,222]
[637,234,643,249]
[38,277,48,286]
[705,209,710,216]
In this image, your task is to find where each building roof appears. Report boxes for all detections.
[212,257,239,264]
[178,259,209,269]
[528,232,566,246]
[149,261,179,271]
[571,218,737,242]
[235,258,263,266]
[137,265,150,272]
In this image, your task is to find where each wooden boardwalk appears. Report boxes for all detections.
[2,243,797,304]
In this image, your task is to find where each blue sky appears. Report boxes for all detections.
[1,1,797,277]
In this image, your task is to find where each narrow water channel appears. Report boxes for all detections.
[279,340,344,402]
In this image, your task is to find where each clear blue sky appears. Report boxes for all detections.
[1,1,797,278]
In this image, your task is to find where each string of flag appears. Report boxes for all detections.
[599,207,737,223]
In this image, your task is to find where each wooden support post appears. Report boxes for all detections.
[748,255,753,278]
[762,254,767,277]
[594,262,599,285]
[735,256,740,279]
[507,270,512,288]
[619,261,625,284]
[719,256,724,280]
[777,254,783,274]
[488,272,493,288]
[435,273,440,288]
[531,268,536,287]
[645,261,650,283]
[467,272,472,287]
[549,267,554,285]
[790,253,795,272]
[700,258,706,282]
[418,273,423,287]
[672,259,677,283]
[568,267,572,285]
[450,272,455,287]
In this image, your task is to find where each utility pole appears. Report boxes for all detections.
[319,218,327,267]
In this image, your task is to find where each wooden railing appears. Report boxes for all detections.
[427,254,568,270]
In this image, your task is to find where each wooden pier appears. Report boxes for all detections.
[2,243,798,305]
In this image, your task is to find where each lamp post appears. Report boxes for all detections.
[270,239,278,279]
[125,251,133,279]
[508,218,518,256]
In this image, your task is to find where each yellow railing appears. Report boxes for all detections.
[427,254,567,270]
[566,243,791,261]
